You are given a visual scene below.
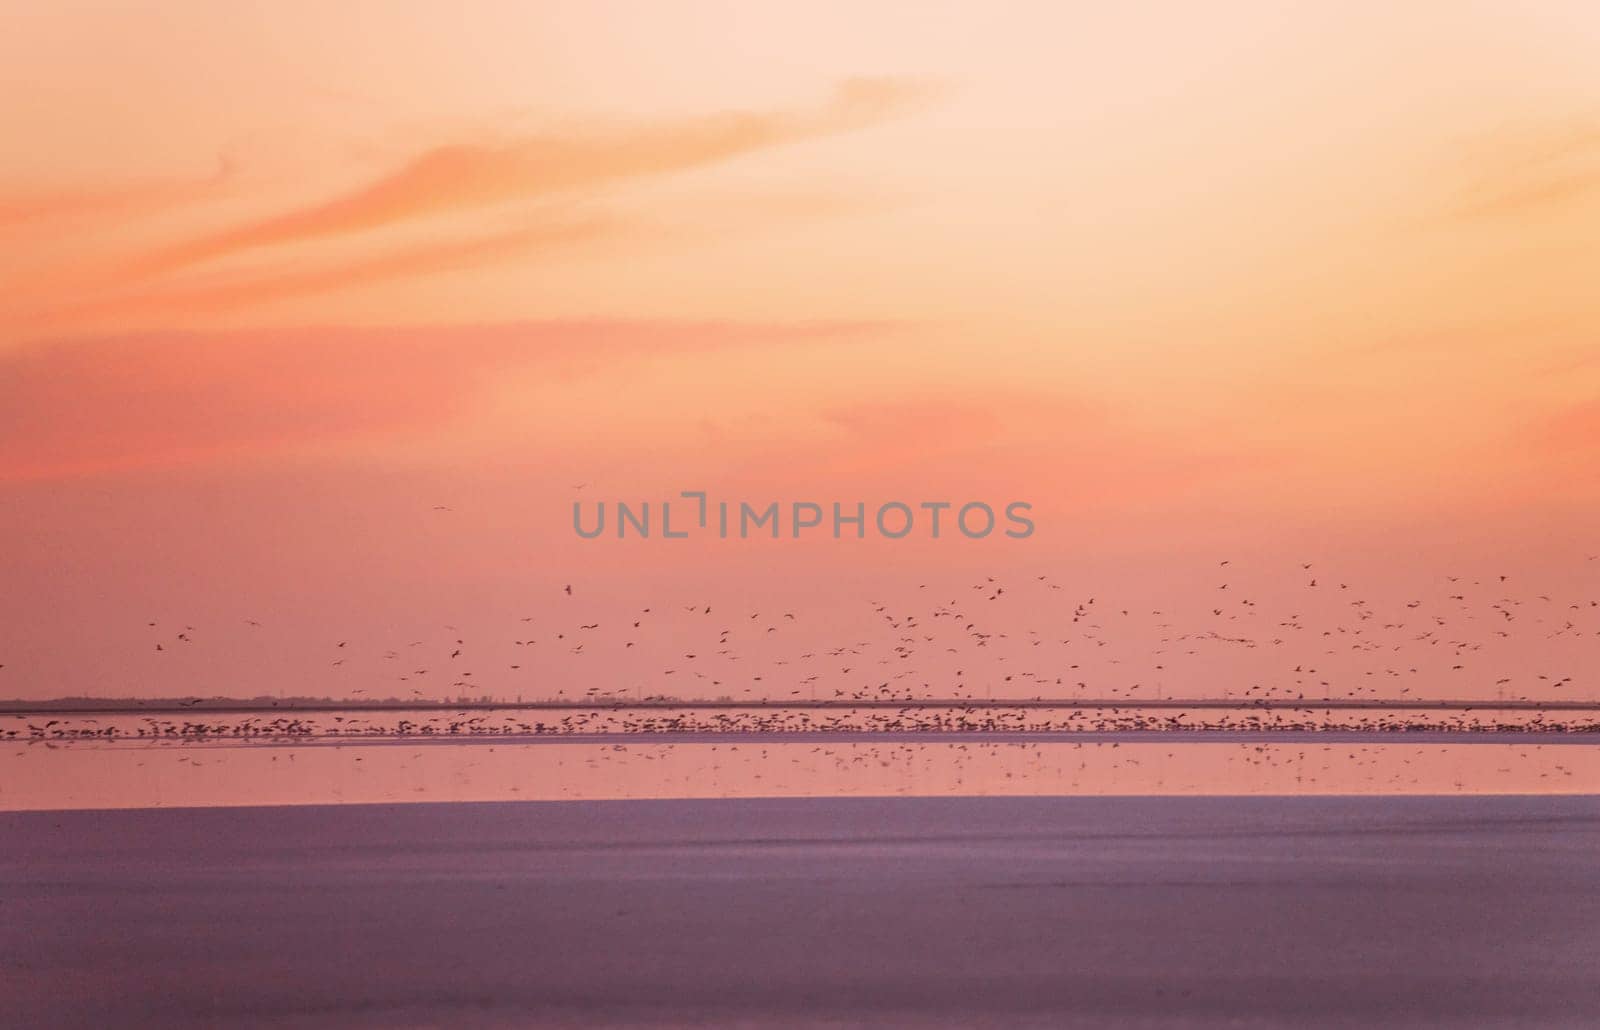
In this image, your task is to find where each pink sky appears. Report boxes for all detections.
[3,2,1600,703]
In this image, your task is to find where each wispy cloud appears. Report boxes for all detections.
[1448,117,1600,219]
[57,215,630,324]
[3,79,936,337]
[0,154,235,230]
[127,79,936,279]
[0,320,887,481]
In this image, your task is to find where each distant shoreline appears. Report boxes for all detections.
[55,729,1600,747]
[6,696,1600,716]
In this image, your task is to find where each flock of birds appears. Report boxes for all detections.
[7,557,1600,743]
[6,704,1599,744]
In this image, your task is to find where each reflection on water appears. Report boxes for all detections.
[5,729,1598,811]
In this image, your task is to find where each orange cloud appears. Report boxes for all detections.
[0,320,886,481]
[2,80,933,338]
[1449,117,1600,219]
[54,215,629,326]
[128,79,936,279]
[0,154,234,230]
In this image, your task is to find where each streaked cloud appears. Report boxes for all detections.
[4,79,936,337]
[1449,117,1600,219]
[0,154,235,229]
[56,215,629,324]
[0,320,885,481]
[128,79,936,279]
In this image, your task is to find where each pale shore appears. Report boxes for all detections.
[4,795,1599,1027]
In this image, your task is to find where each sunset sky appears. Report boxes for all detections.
[4,1,1600,701]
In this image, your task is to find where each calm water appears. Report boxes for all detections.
[6,796,1600,1027]
[4,711,1598,810]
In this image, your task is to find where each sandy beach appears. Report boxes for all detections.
[5,795,1599,1027]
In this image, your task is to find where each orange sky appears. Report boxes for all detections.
[3,2,1600,701]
